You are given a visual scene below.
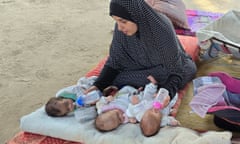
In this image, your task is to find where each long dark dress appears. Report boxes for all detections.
[94,0,197,98]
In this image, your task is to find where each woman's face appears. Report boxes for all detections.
[112,15,138,36]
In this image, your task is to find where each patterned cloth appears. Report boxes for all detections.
[7,131,81,144]
[190,76,228,118]
[192,76,222,95]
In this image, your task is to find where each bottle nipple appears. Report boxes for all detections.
[76,96,84,107]
[153,101,163,110]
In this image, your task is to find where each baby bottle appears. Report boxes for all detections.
[154,88,169,109]
[76,90,101,107]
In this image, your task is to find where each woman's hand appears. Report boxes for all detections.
[84,86,98,94]
[103,86,118,96]
[163,95,170,108]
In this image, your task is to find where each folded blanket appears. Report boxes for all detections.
[20,108,232,144]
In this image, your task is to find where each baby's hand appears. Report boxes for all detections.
[168,117,181,126]
[84,86,98,94]
[129,118,137,124]
[105,96,114,102]
[131,95,139,105]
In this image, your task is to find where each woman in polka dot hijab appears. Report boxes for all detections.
[88,0,197,100]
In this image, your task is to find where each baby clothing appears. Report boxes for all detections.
[126,100,153,122]
[58,91,77,101]
[74,106,97,123]
[56,76,98,98]
[96,85,137,123]
[142,82,158,101]
[55,76,100,122]
[126,86,179,126]
[77,76,98,90]
[126,82,158,121]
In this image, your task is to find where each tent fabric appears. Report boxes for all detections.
[197,10,240,60]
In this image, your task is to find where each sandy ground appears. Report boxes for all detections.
[0,0,239,143]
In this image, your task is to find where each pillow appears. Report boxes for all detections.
[177,35,199,61]
[145,0,189,29]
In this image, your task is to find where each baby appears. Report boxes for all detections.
[126,76,180,137]
[95,85,136,131]
[45,76,100,121]
[95,75,180,135]
[45,92,77,117]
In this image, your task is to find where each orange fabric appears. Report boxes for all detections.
[177,35,199,61]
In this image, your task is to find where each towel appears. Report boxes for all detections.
[190,83,226,118]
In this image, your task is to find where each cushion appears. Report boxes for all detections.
[177,35,199,61]
[145,0,189,29]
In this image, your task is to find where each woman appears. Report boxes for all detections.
[87,0,197,99]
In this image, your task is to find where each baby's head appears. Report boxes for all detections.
[95,109,124,131]
[140,108,162,137]
[45,97,75,117]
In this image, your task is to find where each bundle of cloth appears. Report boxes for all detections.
[190,71,240,131]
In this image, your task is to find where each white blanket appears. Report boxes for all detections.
[20,106,232,144]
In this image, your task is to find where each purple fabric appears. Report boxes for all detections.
[175,9,223,36]
[190,83,226,118]
[186,9,223,32]
[208,71,240,93]
[208,105,240,113]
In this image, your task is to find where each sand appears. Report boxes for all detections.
[1,0,239,143]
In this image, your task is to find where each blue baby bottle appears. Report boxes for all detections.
[76,90,101,107]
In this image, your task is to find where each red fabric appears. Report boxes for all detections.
[170,84,189,117]
[7,132,82,144]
